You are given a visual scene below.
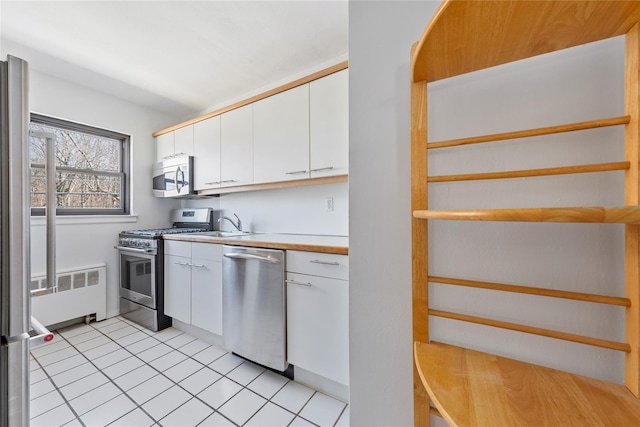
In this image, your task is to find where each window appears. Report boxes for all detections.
[29,114,130,215]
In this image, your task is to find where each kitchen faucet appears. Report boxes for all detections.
[219,213,242,232]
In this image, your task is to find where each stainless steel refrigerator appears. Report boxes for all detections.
[0,55,32,427]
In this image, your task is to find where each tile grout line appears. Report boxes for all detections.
[29,336,88,427]
[117,323,298,426]
[117,320,325,427]
[88,320,242,426]
[34,318,345,427]
[45,323,160,426]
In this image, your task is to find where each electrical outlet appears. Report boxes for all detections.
[325,197,334,212]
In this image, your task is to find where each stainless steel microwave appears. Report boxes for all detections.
[152,155,194,198]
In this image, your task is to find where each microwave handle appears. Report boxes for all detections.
[176,167,183,193]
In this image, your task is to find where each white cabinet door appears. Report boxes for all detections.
[174,125,194,156]
[194,117,221,190]
[253,84,310,184]
[164,254,191,324]
[310,69,348,178]
[191,243,223,334]
[287,272,349,385]
[191,257,222,334]
[156,132,175,161]
[221,104,253,187]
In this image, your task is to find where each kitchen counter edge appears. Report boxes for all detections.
[162,233,349,255]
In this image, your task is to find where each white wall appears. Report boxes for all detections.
[25,69,181,319]
[349,2,441,426]
[186,183,348,235]
[351,2,627,426]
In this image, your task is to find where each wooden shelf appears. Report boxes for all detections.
[412,1,640,83]
[411,2,640,424]
[414,206,640,224]
[414,341,640,427]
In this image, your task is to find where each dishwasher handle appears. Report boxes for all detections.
[223,252,282,264]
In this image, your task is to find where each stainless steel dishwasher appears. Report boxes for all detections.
[222,245,287,372]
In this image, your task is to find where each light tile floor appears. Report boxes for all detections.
[29,316,349,427]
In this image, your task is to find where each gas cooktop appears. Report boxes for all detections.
[122,227,209,237]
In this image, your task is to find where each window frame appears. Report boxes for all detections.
[29,114,131,216]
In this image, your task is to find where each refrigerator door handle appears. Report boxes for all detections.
[1,317,54,346]
[29,316,54,346]
[0,332,30,345]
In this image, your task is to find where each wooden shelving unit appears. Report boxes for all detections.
[411,1,640,426]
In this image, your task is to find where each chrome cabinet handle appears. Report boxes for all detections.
[286,279,312,287]
[220,179,238,183]
[191,264,206,268]
[309,166,334,172]
[309,259,340,266]
[285,170,308,175]
[174,261,190,266]
[205,181,220,185]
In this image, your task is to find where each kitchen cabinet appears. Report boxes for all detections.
[174,125,194,156]
[193,116,221,190]
[253,84,310,184]
[220,104,253,187]
[309,69,348,178]
[155,125,194,162]
[156,132,174,161]
[155,65,349,194]
[286,250,349,385]
[164,241,191,324]
[164,241,222,335]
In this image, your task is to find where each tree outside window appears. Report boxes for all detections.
[29,115,130,215]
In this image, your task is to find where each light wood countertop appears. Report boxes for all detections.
[163,233,348,255]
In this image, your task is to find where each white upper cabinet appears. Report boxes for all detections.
[174,125,194,156]
[221,104,253,187]
[155,125,194,162]
[310,69,349,178]
[156,66,349,192]
[156,132,175,161]
[253,84,310,184]
[193,116,221,190]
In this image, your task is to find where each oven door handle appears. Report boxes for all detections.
[114,245,156,255]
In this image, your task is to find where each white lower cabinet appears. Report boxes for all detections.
[164,241,222,335]
[286,251,349,386]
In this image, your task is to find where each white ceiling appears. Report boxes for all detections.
[0,1,348,121]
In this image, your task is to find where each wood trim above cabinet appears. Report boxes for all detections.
[153,61,348,137]
[197,174,348,197]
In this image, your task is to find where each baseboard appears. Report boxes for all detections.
[294,366,349,403]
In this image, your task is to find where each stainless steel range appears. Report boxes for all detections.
[117,208,219,331]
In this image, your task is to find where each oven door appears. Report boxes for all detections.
[118,247,156,309]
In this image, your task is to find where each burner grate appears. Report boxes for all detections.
[122,227,208,237]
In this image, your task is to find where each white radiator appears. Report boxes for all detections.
[31,264,107,327]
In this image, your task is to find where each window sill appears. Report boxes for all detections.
[30,214,138,226]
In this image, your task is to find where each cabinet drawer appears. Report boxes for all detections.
[192,243,222,261]
[164,240,191,257]
[286,250,348,280]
